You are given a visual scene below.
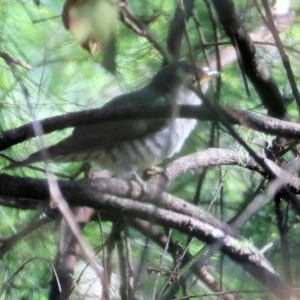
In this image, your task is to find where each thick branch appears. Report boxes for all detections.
[2,104,300,152]
[0,172,292,298]
[0,171,238,238]
[167,148,300,193]
[203,2,295,71]
[2,147,300,205]
[1,146,300,297]
[49,207,95,300]
[210,0,287,118]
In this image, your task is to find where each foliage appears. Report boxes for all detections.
[1,0,300,299]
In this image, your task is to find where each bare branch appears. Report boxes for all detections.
[0,171,292,298]
[131,219,235,300]
[0,51,32,70]
[119,1,173,63]
[2,103,300,153]
[0,216,53,257]
[210,0,288,118]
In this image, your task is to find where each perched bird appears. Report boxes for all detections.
[5,62,218,178]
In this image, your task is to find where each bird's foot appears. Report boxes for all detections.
[143,166,170,180]
[133,172,149,195]
[143,166,170,188]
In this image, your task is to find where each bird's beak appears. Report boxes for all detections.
[200,70,220,85]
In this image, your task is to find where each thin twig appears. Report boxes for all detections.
[124,220,134,299]
[120,2,173,64]
[0,153,76,179]
[157,237,194,297]
[0,52,32,70]
[151,229,172,300]
[0,256,61,297]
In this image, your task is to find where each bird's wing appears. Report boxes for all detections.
[45,87,170,157]
[4,88,170,168]
[46,118,168,157]
[55,79,195,157]
[3,118,168,169]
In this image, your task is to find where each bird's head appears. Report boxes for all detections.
[198,67,220,93]
[150,62,219,95]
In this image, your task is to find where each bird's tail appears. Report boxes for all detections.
[2,151,43,170]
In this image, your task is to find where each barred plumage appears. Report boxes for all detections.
[4,62,218,178]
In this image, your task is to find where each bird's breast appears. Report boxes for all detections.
[89,118,197,178]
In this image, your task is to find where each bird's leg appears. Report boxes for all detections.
[133,172,149,195]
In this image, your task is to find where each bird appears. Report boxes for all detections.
[4,62,218,178]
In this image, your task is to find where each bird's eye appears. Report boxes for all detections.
[192,76,197,83]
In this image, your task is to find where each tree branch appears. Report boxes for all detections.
[0,171,292,298]
[0,51,32,70]
[210,0,288,118]
[0,147,299,297]
[163,0,195,65]
[131,219,235,300]
[2,104,300,153]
